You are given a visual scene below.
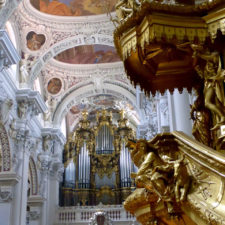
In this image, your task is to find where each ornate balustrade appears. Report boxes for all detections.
[55,204,136,224]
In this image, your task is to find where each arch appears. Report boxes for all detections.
[52,80,140,127]
[0,0,21,29]
[0,123,11,171]
[28,34,114,86]
[28,157,38,195]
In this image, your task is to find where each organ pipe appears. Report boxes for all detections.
[120,141,133,187]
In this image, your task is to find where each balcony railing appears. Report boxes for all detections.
[55,204,136,224]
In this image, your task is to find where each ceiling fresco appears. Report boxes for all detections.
[67,94,137,129]
[26,31,45,51]
[54,45,121,64]
[47,77,62,95]
[30,0,116,16]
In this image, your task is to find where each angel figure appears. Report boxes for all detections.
[127,140,177,214]
[193,49,225,130]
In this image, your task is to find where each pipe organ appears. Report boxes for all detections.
[61,109,135,206]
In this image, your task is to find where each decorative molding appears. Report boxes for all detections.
[0,123,11,171]
[0,29,20,69]
[0,0,22,28]
[28,34,114,86]
[19,0,115,30]
[27,195,44,206]
[52,81,138,126]
[16,88,48,116]
[28,211,40,220]
[0,187,12,202]
[29,157,38,195]
[0,171,20,186]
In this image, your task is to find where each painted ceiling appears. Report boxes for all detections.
[66,94,138,131]
[30,0,117,16]
[55,45,121,64]
[11,0,138,132]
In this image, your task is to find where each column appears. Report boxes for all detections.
[40,129,65,225]
[167,89,192,136]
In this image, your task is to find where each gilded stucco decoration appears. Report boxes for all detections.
[62,109,134,206]
[124,132,225,225]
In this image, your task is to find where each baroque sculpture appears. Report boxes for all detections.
[190,87,212,147]
[192,46,225,131]
[19,59,29,84]
[17,100,29,119]
[125,139,191,222]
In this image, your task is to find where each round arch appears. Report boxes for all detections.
[52,81,139,127]
[29,157,38,195]
[28,34,114,86]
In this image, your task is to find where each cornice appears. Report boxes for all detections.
[41,127,66,145]
[0,30,20,67]
[0,171,21,186]
[47,60,126,78]
[16,88,48,114]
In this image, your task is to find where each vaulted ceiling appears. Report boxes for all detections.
[8,0,139,133]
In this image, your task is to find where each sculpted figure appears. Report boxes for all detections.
[127,139,191,215]
[193,48,225,130]
[115,0,141,22]
[19,60,29,84]
[0,98,13,124]
[127,140,175,214]
[190,88,212,146]
[43,135,53,152]
[17,101,28,119]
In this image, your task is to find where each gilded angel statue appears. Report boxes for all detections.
[126,139,190,216]
[192,45,225,130]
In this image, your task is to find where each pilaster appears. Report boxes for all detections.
[38,128,65,225]
[0,172,20,225]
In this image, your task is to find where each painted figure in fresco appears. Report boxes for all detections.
[194,50,225,130]
[26,32,45,51]
[47,78,62,95]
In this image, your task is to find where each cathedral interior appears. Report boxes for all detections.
[1,0,225,225]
